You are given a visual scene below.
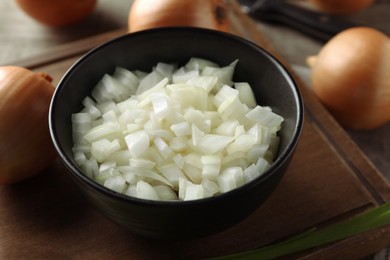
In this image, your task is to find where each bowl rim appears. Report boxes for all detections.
[49,26,304,207]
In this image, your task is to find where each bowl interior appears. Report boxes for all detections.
[50,27,303,200]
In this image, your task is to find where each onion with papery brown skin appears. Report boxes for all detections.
[128,0,229,33]
[15,0,97,27]
[307,27,390,129]
[308,0,374,14]
[0,67,56,184]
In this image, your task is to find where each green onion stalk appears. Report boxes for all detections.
[211,201,390,260]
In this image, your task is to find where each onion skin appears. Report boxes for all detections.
[307,27,390,129]
[15,0,97,27]
[308,0,374,14]
[128,0,229,33]
[0,67,56,184]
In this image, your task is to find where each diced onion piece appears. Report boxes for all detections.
[112,66,139,95]
[83,122,120,143]
[169,136,189,152]
[125,130,150,158]
[154,185,179,201]
[182,153,202,184]
[217,167,244,193]
[72,57,284,201]
[129,158,156,169]
[133,70,148,80]
[172,69,199,84]
[235,82,257,108]
[191,124,204,147]
[247,144,269,164]
[173,153,185,169]
[91,138,121,163]
[150,92,171,120]
[92,74,130,103]
[123,172,137,184]
[221,151,248,170]
[202,164,221,180]
[214,120,239,136]
[213,84,239,108]
[125,123,142,134]
[137,77,169,101]
[74,151,87,166]
[204,111,223,129]
[81,103,101,121]
[72,143,90,154]
[184,184,205,201]
[246,106,284,130]
[269,134,281,159]
[198,134,234,154]
[201,154,222,180]
[171,121,191,137]
[184,107,211,132]
[202,60,238,89]
[136,180,160,200]
[104,175,127,193]
[136,70,164,95]
[158,164,186,189]
[95,100,117,114]
[185,57,219,71]
[80,157,99,179]
[166,83,207,110]
[119,165,172,187]
[201,179,220,197]
[256,157,271,174]
[243,163,259,184]
[155,62,177,81]
[226,134,257,154]
[125,184,137,197]
[186,76,218,93]
[179,178,205,201]
[72,112,92,125]
[117,99,138,113]
[94,161,118,184]
[153,136,173,160]
[201,154,222,165]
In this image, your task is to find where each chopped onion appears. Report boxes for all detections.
[72,58,284,201]
[136,180,160,200]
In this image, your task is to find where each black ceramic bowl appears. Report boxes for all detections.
[49,27,303,240]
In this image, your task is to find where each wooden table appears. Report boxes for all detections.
[1,1,389,259]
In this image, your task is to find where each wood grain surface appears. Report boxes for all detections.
[1,1,390,259]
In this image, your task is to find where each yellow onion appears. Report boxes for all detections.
[0,66,56,184]
[307,27,390,129]
[128,0,229,32]
[15,0,97,27]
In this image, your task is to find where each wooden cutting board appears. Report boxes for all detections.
[1,3,389,259]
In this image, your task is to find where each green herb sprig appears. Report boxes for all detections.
[211,201,390,260]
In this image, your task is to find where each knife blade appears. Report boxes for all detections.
[237,0,361,42]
